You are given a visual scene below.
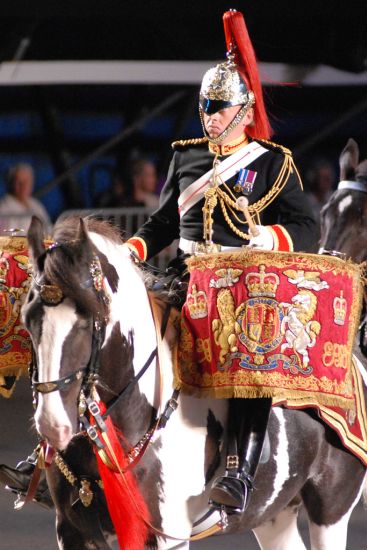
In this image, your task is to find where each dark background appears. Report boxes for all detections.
[0,0,366,219]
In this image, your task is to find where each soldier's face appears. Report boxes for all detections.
[203,106,253,143]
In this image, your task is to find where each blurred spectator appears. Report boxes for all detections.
[96,170,127,208]
[305,159,336,220]
[126,158,159,209]
[0,163,51,234]
[96,158,159,211]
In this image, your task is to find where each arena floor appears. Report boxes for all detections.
[0,377,366,549]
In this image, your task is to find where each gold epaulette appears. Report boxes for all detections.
[257,138,292,157]
[171,137,208,150]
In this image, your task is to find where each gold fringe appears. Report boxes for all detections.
[0,367,24,398]
[185,247,366,279]
[175,380,356,410]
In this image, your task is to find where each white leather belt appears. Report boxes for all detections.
[179,237,242,255]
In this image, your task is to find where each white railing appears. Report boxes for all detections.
[57,207,177,270]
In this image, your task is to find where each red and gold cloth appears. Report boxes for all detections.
[273,359,367,466]
[177,249,364,408]
[176,249,367,463]
[0,236,32,397]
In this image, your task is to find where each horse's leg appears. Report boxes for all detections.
[56,515,92,550]
[302,445,366,550]
[308,512,352,550]
[305,478,365,550]
[253,502,306,550]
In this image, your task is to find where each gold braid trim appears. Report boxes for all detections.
[213,152,296,240]
[171,137,208,149]
[54,451,103,489]
[255,139,303,189]
[256,138,292,156]
[218,195,252,240]
[202,149,296,241]
[54,452,78,486]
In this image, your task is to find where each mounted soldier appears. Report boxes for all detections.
[125,9,317,514]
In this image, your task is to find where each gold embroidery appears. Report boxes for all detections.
[322,342,348,369]
[186,284,208,319]
[208,134,249,156]
[245,264,279,297]
[333,290,347,325]
[196,338,212,363]
[212,289,238,364]
[209,268,242,289]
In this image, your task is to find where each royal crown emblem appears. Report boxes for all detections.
[245,265,280,297]
[187,284,208,319]
[333,290,347,326]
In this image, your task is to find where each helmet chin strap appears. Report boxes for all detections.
[199,104,250,145]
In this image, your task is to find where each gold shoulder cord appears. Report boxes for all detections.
[202,153,220,244]
[171,137,208,149]
[202,148,298,242]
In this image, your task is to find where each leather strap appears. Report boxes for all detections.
[14,443,54,510]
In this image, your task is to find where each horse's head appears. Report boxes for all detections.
[23,216,113,450]
[319,138,367,263]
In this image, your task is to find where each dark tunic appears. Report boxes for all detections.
[133,139,317,259]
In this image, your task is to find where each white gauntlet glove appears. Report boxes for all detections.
[248,226,274,250]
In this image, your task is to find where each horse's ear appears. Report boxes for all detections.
[339,138,359,181]
[77,218,88,241]
[27,216,46,268]
[356,159,367,185]
[76,218,95,259]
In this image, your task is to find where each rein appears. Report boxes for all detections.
[30,246,224,542]
[101,300,171,419]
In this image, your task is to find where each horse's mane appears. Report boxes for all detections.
[52,215,124,245]
[39,216,124,318]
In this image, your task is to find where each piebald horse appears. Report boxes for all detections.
[319,138,367,263]
[22,214,366,549]
[320,137,367,355]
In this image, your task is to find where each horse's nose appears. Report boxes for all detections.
[36,422,73,451]
[34,396,75,450]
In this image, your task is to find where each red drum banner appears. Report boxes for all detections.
[0,236,32,397]
[177,249,364,411]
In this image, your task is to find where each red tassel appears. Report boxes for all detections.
[93,410,150,549]
[223,10,272,140]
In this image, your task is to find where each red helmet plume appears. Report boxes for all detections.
[223,10,272,140]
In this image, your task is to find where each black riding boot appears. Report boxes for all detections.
[209,397,272,514]
[0,448,53,509]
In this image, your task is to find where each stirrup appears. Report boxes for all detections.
[0,462,53,509]
[208,471,253,514]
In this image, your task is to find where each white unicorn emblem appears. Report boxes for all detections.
[280,290,321,369]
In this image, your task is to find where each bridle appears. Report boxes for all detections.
[27,244,225,542]
[30,245,108,406]
[29,245,172,429]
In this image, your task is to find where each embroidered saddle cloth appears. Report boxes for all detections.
[176,249,367,464]
[0,236,32,397]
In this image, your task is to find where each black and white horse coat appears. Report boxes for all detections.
[23,215,366,550]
